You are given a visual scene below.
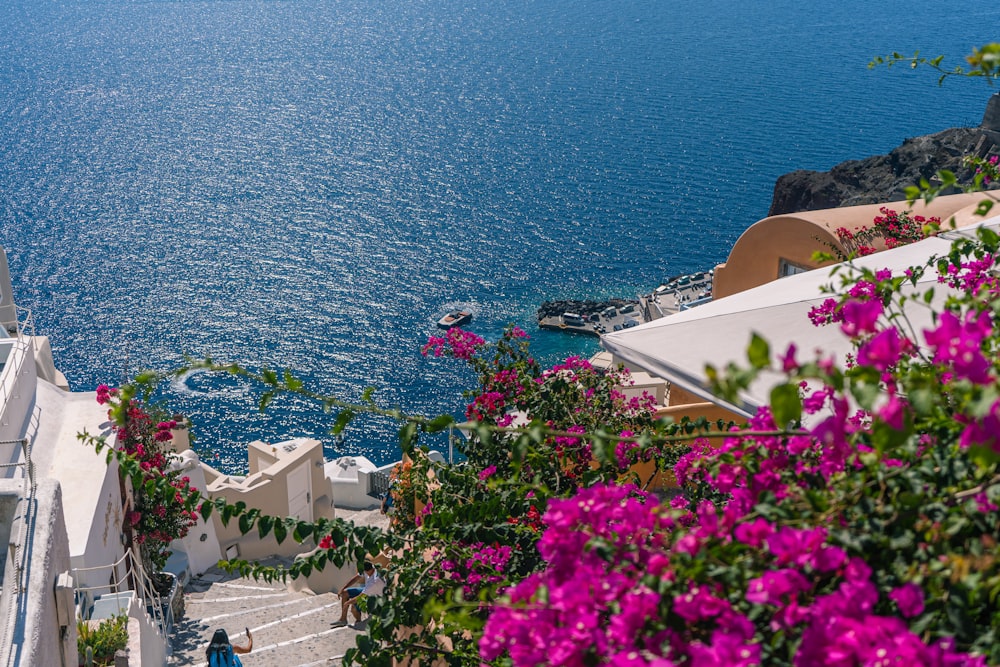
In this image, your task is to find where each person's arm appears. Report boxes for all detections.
[232,628,253,655]
[340,573,363,593]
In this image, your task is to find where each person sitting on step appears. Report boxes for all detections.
[336,561,385,625]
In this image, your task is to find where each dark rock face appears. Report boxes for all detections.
[769,96,1000,216]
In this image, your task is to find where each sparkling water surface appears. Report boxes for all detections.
[1,0,997,470]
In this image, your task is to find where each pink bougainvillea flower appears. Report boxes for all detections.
[889,582,925,618]
[840,298,883,337]
[745,568,811,605]
[923,310,994,384]
[856,327,903,371]
[957,398,1000,453]
[780,343,799,372]
[672,584,732,623]
[876,394,909,431]
[808,298,842,327]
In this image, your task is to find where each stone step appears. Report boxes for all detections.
[169,565,364,666]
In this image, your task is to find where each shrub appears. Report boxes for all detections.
[77,614,128,666]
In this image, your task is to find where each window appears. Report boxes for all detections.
[779,259,809,278]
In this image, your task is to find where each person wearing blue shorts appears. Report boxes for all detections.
[335,561,386,625]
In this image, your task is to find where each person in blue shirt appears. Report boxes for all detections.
[206,627,253,667]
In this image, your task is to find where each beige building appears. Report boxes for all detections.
[712,191,989,298]
[605,195,1000,425]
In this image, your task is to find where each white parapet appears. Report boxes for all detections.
[325,455,382,510]
[168,449,222,577]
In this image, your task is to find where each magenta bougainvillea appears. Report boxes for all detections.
[95,385,200,572]
[833,207,940,258]
[474,226,1000,666]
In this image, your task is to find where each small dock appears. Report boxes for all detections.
[645,270,714,320]
[538,303,642,337]
[538,270,715,337]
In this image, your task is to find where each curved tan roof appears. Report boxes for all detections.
[605,214,1000,418]
[713,191,990,298]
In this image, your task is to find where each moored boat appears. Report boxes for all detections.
[437,309,473,329]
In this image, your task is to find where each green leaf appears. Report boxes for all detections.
[804,489,829,512]
[273,520,287,544]
[909,387,937,416]
[398,422,418,451]
[871,419,910,454]
[259,392,274,412]
[293,520,314,542]
[888,531,914,550]
[968,443,1000,467]
[975,199,995,217]
[852,381,881,411]
[424,414,455,433]
[331,409,356,435]
[129,375,156,395]
[257,515,274,539]
[747,333,770,369]
[284,370,304,391]
[769,383,802,427]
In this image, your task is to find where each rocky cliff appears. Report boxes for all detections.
[769,94,1000,216]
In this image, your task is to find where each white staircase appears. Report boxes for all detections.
[168,557,365,667]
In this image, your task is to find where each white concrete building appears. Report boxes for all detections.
[0,244,142,667]
[0,244,397,666]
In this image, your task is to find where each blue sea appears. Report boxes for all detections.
[1,0,996,471]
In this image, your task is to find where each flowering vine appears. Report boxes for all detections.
[829,208,940,259]
[88,384,200,581]
[479,225,1000,666]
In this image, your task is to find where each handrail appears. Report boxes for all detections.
[0,311,40,666]
[0,307,35,411]
[0,338,30,431]
[72,546,172,638]
[12,306,33,339]
[0,434,36,667]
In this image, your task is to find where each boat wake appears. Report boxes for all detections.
[169,367,254,398]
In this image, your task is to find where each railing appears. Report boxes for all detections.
[0,311,43,666]
[0,339,28,433]
[367,469,391,501]
[73,547,172,639]
[0,435,35,667]
[0,306,39,438]
[12,306,33,339]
